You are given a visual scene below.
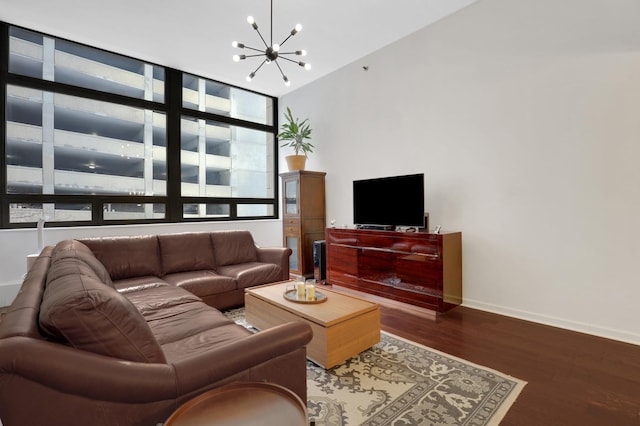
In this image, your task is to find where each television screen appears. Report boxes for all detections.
[353,173,425,228]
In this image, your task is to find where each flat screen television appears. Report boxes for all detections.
[353,173,425,229]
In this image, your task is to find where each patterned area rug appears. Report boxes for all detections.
[223,308,526,426]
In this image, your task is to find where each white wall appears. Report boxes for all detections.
[280,0,640,344]
[0,220,282,306]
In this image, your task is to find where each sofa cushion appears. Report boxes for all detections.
[124,285,203,316]
[163,270,236,298]
[80,236,162,280]
[161,322,252,363]
[46,255,108,288]
[39,273,166,363]
[51,240,113,286]
[209,230,258,266]
[144,300,237,346]
[113,276,170,293]
[216,262,283,289]
[158,232,216,275]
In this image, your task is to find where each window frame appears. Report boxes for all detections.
[0,22,280,229]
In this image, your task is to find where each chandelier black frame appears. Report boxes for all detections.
[232,0,310,86]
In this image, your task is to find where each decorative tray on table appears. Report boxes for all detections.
[283,289,327,304]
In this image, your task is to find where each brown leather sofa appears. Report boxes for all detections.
[79,230,292,310]
[0,231,312,426]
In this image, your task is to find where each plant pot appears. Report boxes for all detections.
[285,155,307,171]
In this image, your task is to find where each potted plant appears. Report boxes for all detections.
[278,106,314,171]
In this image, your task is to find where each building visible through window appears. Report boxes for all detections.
[2,24,278,227]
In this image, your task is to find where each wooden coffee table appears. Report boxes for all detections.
[245,281,380,368]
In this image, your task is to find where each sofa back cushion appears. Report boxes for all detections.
[158,232,216,275]
[209,230,258,266]
[51,240,113,286]
[80,236,162,280]
[39,263,166,363]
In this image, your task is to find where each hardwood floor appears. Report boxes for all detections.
[379,304,640,426]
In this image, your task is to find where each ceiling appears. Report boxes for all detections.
[0,0,479,97]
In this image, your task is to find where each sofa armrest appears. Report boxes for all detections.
[0,337,177,403]
[0,321,311,402]
[256,246,293,281]
[171,320,311,394]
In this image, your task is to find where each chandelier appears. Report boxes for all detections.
[232,0,310,86]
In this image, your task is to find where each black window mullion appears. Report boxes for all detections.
[0,23,8,228]
[92,198,104,226]
[184,107,276,134]
[274,100,280,219]
[165,68,182,222]
[5,73,167,114]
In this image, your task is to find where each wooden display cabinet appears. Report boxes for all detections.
[325,227,462,313]
[280,171,326,277]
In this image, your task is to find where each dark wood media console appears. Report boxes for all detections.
[325,228,462,313]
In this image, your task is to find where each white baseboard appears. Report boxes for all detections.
[463,298,640,347]
[0,281,21,308]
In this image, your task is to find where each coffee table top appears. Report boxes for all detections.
[246,281,379,327]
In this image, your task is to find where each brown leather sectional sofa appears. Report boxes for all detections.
[0,230,312,426]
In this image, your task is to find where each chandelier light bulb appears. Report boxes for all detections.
[247,16,258,30]
[283,76,290,86]
[246,72,255,82]
[290,24,302,36]
[296,50,307,56]
[304,63,311,70]
[273,43,280,52]
[233,54,240,62]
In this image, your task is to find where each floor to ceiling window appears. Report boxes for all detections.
[1,23,278,228]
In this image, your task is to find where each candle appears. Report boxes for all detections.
[305,280,315,301]
[295,281,305,299]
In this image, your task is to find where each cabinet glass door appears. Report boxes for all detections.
[286,236,299,271]
[284,179,298,215]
